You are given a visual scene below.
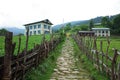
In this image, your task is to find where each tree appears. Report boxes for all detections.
[112,14,120,34]
[101,16,112,28]
[71,26,80,32]
[80,25,89,31]
[0,28,9,36]
[64,23,71,32]
[89,19,94,30]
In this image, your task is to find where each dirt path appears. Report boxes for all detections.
[50,39,91,80]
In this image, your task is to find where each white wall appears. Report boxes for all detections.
[92,29,110,37]
[24,22,52,36]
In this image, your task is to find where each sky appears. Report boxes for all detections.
[0,0,120,29]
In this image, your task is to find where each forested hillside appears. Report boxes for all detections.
[0,28,9,36]
[53,13,120,35]
[52,13,119,31]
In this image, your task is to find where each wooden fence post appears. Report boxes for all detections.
[17,35,21,54]
[111,49,118,80]
[118,62,120,80]
[93,36,97,50]
[106,35,110,75]
[100,40,104,72]
[89,36,93,61]
[22,28,29,80]
[96,51,100,71]
[93,36,97,64]
[3,32,13,80]
[25,28,29,62]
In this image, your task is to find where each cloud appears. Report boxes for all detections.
[0,0,120,28]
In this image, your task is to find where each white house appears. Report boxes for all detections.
[24,19,53,35]
[92,28,110,37]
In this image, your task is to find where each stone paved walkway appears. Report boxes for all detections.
[50,39,91,80]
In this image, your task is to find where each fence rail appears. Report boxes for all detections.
[0,31,62,80]
[73,34,120,80]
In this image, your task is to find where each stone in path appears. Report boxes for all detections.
[50,39,91,80]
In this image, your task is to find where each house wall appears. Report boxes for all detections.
[24,23,52,35]
[92,29,110,37]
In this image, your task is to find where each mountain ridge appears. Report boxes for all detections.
[52,14,117,31]
[0,27,24,35]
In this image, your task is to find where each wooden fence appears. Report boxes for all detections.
[0,31,62,80]
[73,33,120,80]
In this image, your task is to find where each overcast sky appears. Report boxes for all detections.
[0,0,120,29]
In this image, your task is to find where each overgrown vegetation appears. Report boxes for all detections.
[72,38,109,80]
[25,39,64,80]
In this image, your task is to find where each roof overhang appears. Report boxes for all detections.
[24,19,53,26]
[92,28,110,30]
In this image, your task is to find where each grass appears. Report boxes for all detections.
[25,39,64,80]
[84,35,120,63]
[96,36,120,52]
[0,34,51,56]
[96,36,120,64]
[72,37,109,80]
[82,35,120,70]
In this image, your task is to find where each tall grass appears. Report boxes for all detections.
[25,39,64,80]
[72,38,109,80]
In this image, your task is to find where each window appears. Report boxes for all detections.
[29,26,32,29]
[38,24,41,28]
[30,31,32,35]
[45,31,49,34]
[38,30,41,34]
[48,26,50,30]
[44,25,47,29]
[34,31,36,35]
[34,25,36,29]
